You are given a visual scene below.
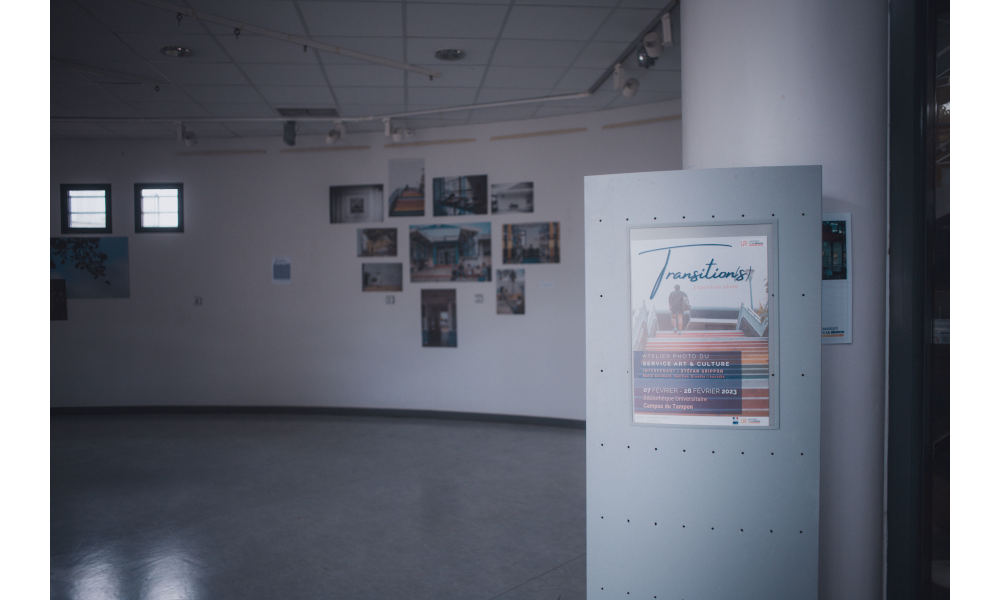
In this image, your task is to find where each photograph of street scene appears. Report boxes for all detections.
[501,222,559,264]
[433,175,488,216]
[496,269,525,314]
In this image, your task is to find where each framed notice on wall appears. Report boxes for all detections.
[628,223,778,428]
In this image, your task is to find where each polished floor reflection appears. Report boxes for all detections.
[51,414,585,600]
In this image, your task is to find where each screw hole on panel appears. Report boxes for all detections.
[802,374,805,376]
[801,453,804,455]
[802,293,805,296]
[601,370,603,372]
[712,450,715,453]
[601,516,603,519]
[682,216,685,219]
[741,451,744,454]
[770,530,773,533]
[742,214,745,217]
[771,374,775,377]
[627,446,630,448]
[600,294,603,297]
[741,529,744,532]
[802,213,805,216]
[711,527,714,530]
[626,218,629,221]
[601,443,603,446]
[771,452,774,455]
[627,519,630,522]
[683,449,686,452]
[682,525,685,528]
[772,213,775,216]
[800,531,803,533]
[655,522,657,526]
[654,217,657,220]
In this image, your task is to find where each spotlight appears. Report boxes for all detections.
[326,129,341,145]
[637,46,656,69]
[184,131,197,147]
[622,78,639,98]
[283,120,296,146]
[612,63,624,90]
[391,128,404,143]
[643,31,663,58]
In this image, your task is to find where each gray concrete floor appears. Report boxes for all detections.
[50,414,586,600]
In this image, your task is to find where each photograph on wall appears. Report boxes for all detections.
[629,223,776,428]
[433,174,488,216]
[502,222,560,264]
[421,289,457,347]
[330,184,384,223]
[50,237,130,299]
[491,182,534,214]
[388,158,425,217]
[357,228,398,257]
[362,263,403,292]
[821,213,852,344]
[410,223,491,282]
[496,269,525,315]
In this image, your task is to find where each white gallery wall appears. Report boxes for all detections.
[50,100,682,420]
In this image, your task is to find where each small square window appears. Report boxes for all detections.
[135,183,183,233]
[60,184,112,234]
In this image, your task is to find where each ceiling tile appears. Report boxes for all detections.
[337,104,407,118]
[406,4,509,38]
[153,62,249,85]
[105,82,191,103]
[51,122,122,139]
[514,0,618,5]
[200,103,279,118]
[51,30,146,64]
[75,0,204,35]
[129,103,214,119]
[298,2,403,37]
[314,37,405,66]
[409,65,486,88]
[255,86,335,106]
[117,33,227,63]
[183,85,264,104]
[482,66,564,89]
[591,8,661,43]
[619,0,675,7]
[397,116,471,130]
[407,87,478,107]
[552,68,605,91]
[335,87,405,106]
[50,103,78,118]
[211,34,321,65]
[606,91,681,110]
[187,0,308,36]
[324,64,404,87]
[51,83,121,104]
[491,40,585,67]
[475,88,562,103]
[406,38,495,66]
[240,63,327,86]
[51,0,107,33]
[56,102,145,119]
[503,6,611,41]
[51,65,99,85]
[99,122,176,139]
[571,41,629,69]
[631,69,682,93]
[532,105,595,118]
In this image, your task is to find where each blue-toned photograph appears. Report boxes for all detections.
[50,237,130,299]
[410,223,491,282]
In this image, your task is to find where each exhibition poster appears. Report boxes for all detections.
[629,224,775,427]
[821,213,852,344]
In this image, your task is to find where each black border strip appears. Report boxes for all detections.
[50,406,585,429]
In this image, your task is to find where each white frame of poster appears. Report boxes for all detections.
[627,221,779,429]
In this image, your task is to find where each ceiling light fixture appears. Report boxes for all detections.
[283,121,297,146]
[160,46,192,58]
[326,122,346,145]
[434,48,465,62]
[176,123,197,146]
[622,78,640,98]
[637,46,656,69]
[612,63,624,90]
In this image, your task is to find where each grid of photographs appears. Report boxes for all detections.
[332,163,558,347]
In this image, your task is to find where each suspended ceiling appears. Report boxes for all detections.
[51,0,681,141]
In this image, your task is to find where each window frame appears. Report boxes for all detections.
[60,184,112,234]
[134,183,184,233]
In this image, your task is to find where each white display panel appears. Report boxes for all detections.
[585,166,821,599]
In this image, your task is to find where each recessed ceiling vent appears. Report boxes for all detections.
[276,108,340,118]
[434,48,465,61]
[160,46,192,58]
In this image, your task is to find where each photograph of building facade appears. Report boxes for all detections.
[490,182,534,214]
[501,222,560,264]
[329,184,383,223]
[421,289,457,347]
[356,228,397,257]
[433,175,488,216]
[410,223,491,282]
[496,269,525,314]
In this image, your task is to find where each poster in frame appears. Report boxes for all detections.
[628,222,779,429]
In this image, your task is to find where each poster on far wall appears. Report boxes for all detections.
[422,289,457,347]
[50,237,130,298]
[357,228,398,257]
[502,222,560,264]
[433,174,488,216]
[496,269,525,314]
[821,213,852,344]
[388,158,425,217]
[362,263,403,292]
[629,223,777,428]
[491,182,534,213]
[272,257,291,284]
[330,184,384,223]
[410,223,491,282]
